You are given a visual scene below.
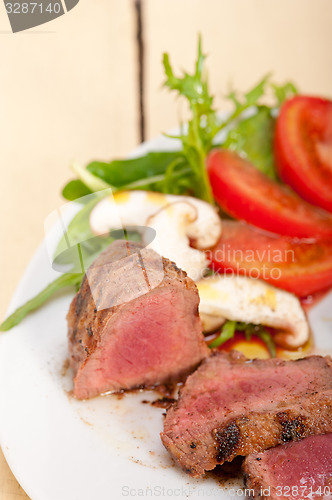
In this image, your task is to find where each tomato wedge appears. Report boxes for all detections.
[208,220,332,297]
[275,95,332,213]
[207,149,332,239]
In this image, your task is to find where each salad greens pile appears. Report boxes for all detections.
[62,38,296,203]
[0,37,297,356]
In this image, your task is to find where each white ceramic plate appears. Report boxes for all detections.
[0,135,331,500]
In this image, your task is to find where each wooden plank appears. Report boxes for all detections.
[0,452,29,500]
[0,0,139,321]
[144,0,332,139]
[0,0,138,497]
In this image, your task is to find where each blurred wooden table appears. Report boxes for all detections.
[0,0,331,498]
[0,454,27,500]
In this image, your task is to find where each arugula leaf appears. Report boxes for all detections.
[222,106,277,180]
[219,77,297,180]
[163,42,214,117]
[209,320,237,348]
[256,329,277,358]
[163,36,216,203]
[54,235,115,274]
[62,180,92,201]
[55,196,102,259]
[209,320,277,357]
[87,152,186,187]
[0,273,84,332]
[235,323,276,357]
[71,162,112,192]
[163,158,195,195]
[62,152,189,201]
[226,73,271,122]
[272,81,298,106]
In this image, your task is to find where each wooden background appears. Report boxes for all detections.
[0,0,331,497]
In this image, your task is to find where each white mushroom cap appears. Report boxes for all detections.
[197,275,309,348]
[146,201,210,282]
[89,191,222,249]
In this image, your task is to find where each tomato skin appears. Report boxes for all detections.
[275,95,332,214]
[208,220,332,297]
[207,149,332,240]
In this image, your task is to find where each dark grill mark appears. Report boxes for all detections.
[215,422,240,462]
[277,412,307,442]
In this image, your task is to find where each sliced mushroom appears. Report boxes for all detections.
[145,201,210,281]
[89,191,222,249]
[199,313,226,333]
[197,275,309,348]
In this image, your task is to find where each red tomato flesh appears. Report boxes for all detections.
[207,149,332,239]
[208,220,332,297]
[275,95,332,213]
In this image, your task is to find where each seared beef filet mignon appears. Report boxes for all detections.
[161,351,332,478]
[67,240,209,399]
[243,433,332,500]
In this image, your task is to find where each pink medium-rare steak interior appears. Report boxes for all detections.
[67,240,209,399]
[161,351,332,478]
[243,433,332,500]
[72,282,206,399]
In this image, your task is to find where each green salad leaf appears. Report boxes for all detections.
[220,78,297,180]
[209,320,277,358]
[53,192,119,277]
[86,152,186,189]
[62,179,92,201]
[54,194,107,266]
[272,81,298,106]
[222,106,277,180]
[162,37,217,203]
[62,152,192,201]
[209,320,237,348]
[0,273,84,332]
[226,73,271,122]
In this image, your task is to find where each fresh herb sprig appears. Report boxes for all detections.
[62,38,297,201]
[162,37,216,203]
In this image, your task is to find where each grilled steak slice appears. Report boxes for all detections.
[161,351,332,478]
[67,240,209,399]
[243,433,332,500]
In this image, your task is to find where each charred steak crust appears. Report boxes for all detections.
[215,422,241,462]
[161,351,332,478]
[67,240,209,399]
